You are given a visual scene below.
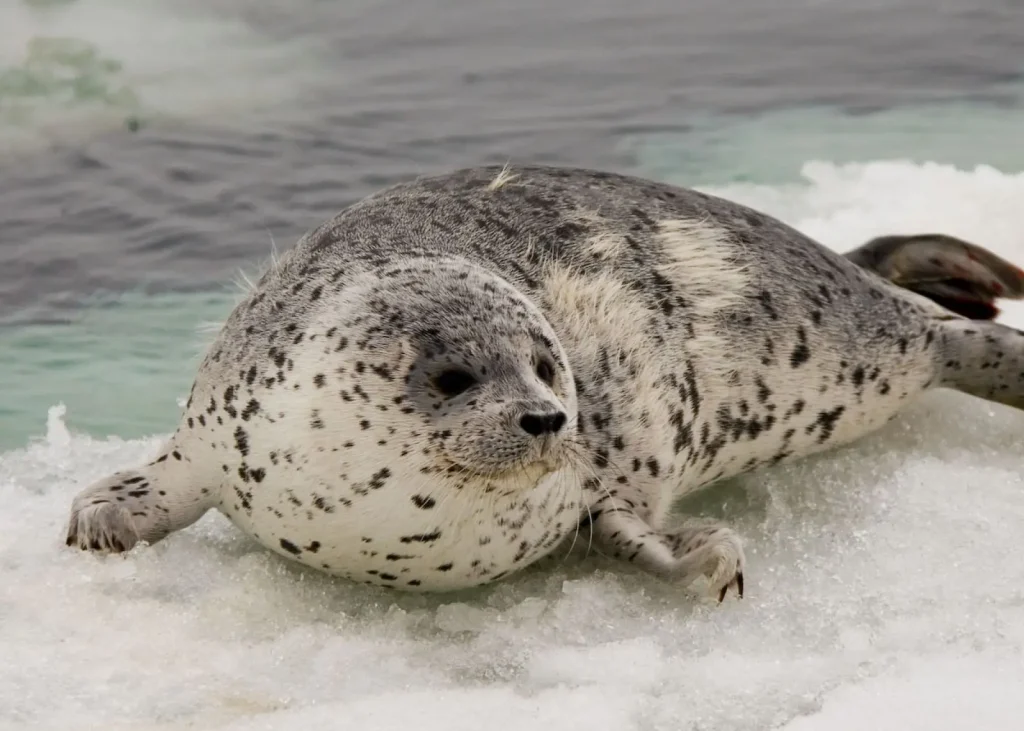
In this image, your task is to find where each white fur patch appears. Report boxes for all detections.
[539,216,754,521]
[541,262,675,520]
[654,218,753,381]
[541,217,751,388]
[583,231,627,259]
[654,218,750,320]
[543,265,656,359]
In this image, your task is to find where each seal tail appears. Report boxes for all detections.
[937,318,1024,411]
[846,233,1024,321]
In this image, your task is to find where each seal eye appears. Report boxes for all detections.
[435,369,477,397]
[536,358,555,386]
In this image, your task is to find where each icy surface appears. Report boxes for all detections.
[3,161,1024,730]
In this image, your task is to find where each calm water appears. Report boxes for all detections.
[2,0,1023,446]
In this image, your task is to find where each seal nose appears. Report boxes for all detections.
[519,411,567,436]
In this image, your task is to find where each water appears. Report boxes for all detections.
[2,0,1024,728]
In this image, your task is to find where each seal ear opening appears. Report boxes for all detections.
[846,233,1024,320]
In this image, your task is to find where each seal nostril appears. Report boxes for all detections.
[519,414,544,436]
[519,411,567,436]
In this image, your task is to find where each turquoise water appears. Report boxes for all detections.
[626,90,1024,186]
[1,289,237,447]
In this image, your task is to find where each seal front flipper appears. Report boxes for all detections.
[65,439,216,554]
[845,233,1024,320]
[589,505,745,601]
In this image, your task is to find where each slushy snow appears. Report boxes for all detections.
[3,161,1024,730]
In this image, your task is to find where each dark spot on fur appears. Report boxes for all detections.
[790,327,810,368]
[234,426,249,456]
[809,405,846,443]
[241,398,260,421]
[755,376,772,403]
[369,467,391,489]
[758,290,779,320]
[401,531,441,543]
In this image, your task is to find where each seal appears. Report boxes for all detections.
[64,164,1024,598]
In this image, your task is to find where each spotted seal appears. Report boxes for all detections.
[64,164,1024,598]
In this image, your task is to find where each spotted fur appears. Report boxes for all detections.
[65,164,1024,597]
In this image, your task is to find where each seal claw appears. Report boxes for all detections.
[716,571,744,603]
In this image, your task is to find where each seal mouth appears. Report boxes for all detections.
[437,451,566,483]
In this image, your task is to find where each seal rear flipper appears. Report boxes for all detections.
[65,444,216,554]
[937,319,1024,411]
[845,233,1024,320]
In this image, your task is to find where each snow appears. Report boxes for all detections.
[3,160,1024,730]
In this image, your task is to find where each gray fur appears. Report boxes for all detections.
[64,164,1024,597]
[938,319,1024,410]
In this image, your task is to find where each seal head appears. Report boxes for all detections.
[247,256,584,589]
[376,258,578,478]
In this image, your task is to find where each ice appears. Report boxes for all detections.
[3,161,1024,730]
[0,0,331,155]
[778,653,1024,731]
